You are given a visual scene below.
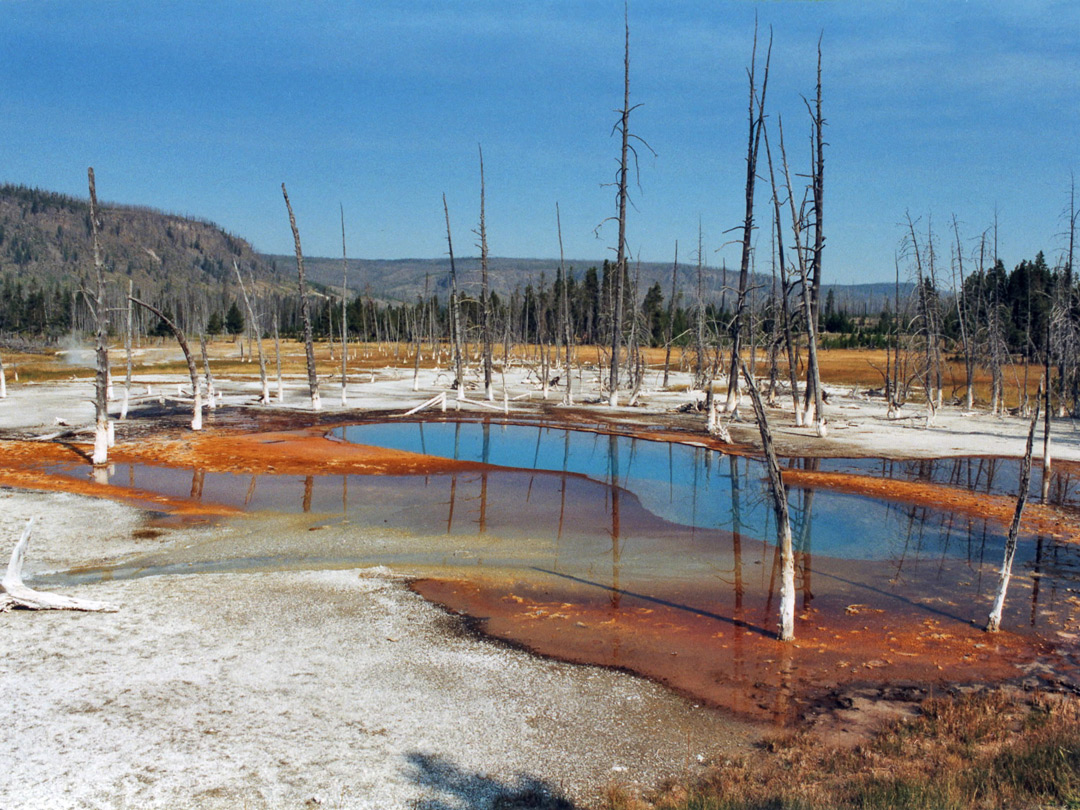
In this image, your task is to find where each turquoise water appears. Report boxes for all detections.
[45,420,1080,641]
[330,420,1064,570]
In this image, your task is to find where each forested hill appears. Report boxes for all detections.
[0,184,280,334]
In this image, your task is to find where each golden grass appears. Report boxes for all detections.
[606,691,1080,810]
[0,339,1049,410]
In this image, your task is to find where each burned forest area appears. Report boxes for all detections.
[4,10,1080,810]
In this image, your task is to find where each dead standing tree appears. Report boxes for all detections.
[340,204,349,406]
[951,214,976,411]
[986,378,1043,633]
[739,359,796,640]
[724,24,771,414]
[662,242,679,389]
[762,123,803,424]
[129,297,203,430]
[87,168,111,466]
[777,117,825,435]
[600,5,652,407]
[282,183,320,410]
[802,38,827,430]
[477,146,494,401]
[443,193,465,399]
[557,202,574,404]
[234,261,269,404]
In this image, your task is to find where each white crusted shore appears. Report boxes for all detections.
[0,490,757,810]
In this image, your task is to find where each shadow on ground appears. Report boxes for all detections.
[405,752,579,809]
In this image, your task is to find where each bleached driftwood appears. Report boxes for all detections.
[0,518,118,612]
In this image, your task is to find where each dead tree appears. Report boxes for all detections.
[88,168,110,465]
[986,378,1042,633]
[273,317,284,402]
[763,121,803,424]
[120,279,133,419]
[694,222,709,392]
[234,261,268,403]
[724,23,771,413]
[778,118,825,435]
[477,146,494,401]
[802,38,827,424]
[557,202,574,405]
[662,242,679,389]
[340,204,349,406]
[1042,323,1052,503]
[739,359,796,641]
[904,212,938,425]
[281,183,321,410]
[952,214,976,410]
[1,517,118,612]
[129,297,203,430]
[606,5,634,407]
[443,193,465,399]
[199,335,216,409]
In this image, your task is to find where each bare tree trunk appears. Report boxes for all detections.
[234,262,268,404]
[0,347,6,399]
[340,204,349,406]
[608,7,633,408]
[739,359,795,641]
[557,202,574,405]
[906,213,937,425]
[199,335,216,410]
[273,318,284,402]
[952,214,975,410]
[88,168,110,465]
[725,24,771,413]
[442,195,466,400]
[129,297,203,430]
[694,223,708,392]
[762,122,803,425]
[478,146,494,401]
[803,40,826,426]
[778,119,825,435]
[1042,337,1052,503]
[662,242,678,390]
[892,253,902,414]
[120,279,133,418]
[2,518,119,612]
[986,378,1042,632]
[281,183,320,410]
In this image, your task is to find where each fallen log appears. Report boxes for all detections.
[0,517,119,612]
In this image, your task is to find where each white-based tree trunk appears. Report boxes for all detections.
[88,167,110,467]
[92,419,109,466]
[234,261,269,404]
[200,335,216,411]
[987,380,1042,633]
[282,183,321,411]
[740,360,795,641]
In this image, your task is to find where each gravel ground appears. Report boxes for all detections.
[1,489,758,810]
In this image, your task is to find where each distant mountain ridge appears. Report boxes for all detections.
[262,253,911,313]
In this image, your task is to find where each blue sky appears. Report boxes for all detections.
[1,0,1077,284]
